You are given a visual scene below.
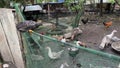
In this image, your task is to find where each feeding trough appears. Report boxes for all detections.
[111,41,120,52]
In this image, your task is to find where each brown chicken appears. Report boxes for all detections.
[103,21,112,28]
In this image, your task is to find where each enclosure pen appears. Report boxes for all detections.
[14,3,120,68]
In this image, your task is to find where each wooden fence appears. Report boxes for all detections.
[0,8,24,68]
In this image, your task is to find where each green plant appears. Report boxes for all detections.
[109,0,115,4]
[64,0,85,28]
[36,0,43,3]
[64,0,84,12]
[0,0,35,8]
[0,0,10,8]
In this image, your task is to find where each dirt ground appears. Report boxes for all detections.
[76,14,120,56]
[39,13,120,56]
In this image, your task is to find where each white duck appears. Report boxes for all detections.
[60,62,69,68]
[46,47,64,59]
[67,41,81,51]
[99,30,117,49]
[68,47,79,52]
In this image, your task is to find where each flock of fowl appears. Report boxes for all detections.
[15,19,120,68]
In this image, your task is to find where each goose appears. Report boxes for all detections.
[106,30,117,39]
[46,47,64,59]
[60,62,69,68]
[99,30,117,49]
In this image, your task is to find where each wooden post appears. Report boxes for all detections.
[0,20,14,62]
[0,8,24,68]
[100,0,103,16]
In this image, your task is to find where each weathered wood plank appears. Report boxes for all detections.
[0,20,13,62]
[0,8,24,68]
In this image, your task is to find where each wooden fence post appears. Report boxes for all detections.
[0,8,24,68]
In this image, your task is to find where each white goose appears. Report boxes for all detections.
[46,47,64,59]
[99,30,117,49]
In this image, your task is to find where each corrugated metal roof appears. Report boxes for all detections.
[24,5,42,12]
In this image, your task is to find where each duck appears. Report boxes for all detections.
[68,46,79,59]
[68,47,79,52]
[60,62,69,68]
[99,30,117,49]
[67,40,84,52]
[46,47,64,59]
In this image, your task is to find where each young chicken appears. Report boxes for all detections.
[81,18,89,24]
[103,21,112,28]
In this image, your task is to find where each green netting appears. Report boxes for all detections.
[23,31,120,68]
[14,3,120,68]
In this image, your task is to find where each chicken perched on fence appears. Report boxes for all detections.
[16,20,42,32]
[99,30,117,49]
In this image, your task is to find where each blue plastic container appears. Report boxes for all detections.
[58,0,64,3]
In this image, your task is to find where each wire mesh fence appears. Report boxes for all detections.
[23,31,120,68]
